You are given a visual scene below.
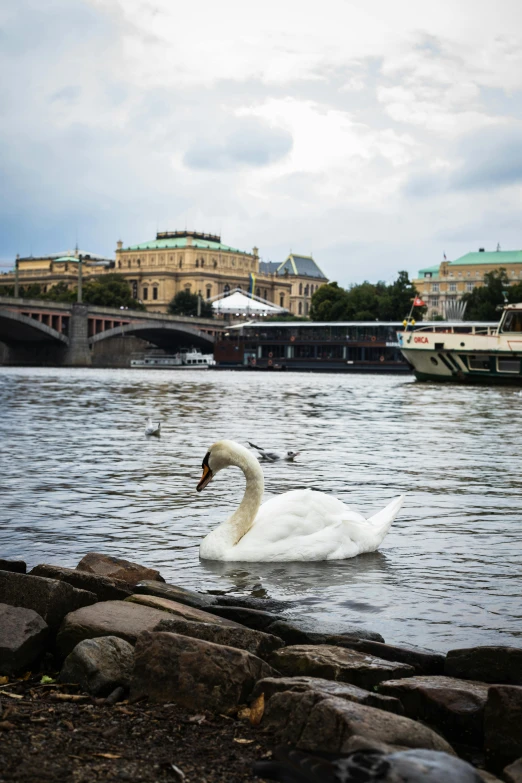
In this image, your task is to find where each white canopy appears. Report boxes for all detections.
[212,290,287,315]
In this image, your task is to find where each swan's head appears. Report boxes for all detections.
[196,440,255,492]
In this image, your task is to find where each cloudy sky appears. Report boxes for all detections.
[1,0,522,285]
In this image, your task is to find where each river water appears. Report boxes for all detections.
[1,367,520,653]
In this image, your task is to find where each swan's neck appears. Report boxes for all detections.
[203,451,264,556]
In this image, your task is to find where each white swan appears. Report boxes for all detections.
[197,440,404,562]
[145,418,161,437]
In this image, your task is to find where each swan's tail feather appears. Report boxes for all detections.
[367,495,405,537]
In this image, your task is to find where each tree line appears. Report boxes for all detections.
[462,269,522,321]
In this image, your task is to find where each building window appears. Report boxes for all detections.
[179,258,183,268]
[299,283,303,295]
[256,288,260,297]
[213,258,217,268]
[425,272,432,279]
[118,261,121,268]
[195,259,199,268]
[143,287,148,300]
[128,260,131,268]
[137,259,141,267]
[304,285,309,296]
[305,302,309,315]
[206,286,211,299]
[298,302,302,315]
[263,289,268,300]
[466,282,474,292]
[201,258,205,267]
[131,280,138,298]
[431,283,439,293]
[280,294,284,307]
[449,283,457,292]
[430,296,439,307]
[152,287,158,300]
[223,284,230,296]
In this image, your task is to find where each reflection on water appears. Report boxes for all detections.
[1,367,521,652]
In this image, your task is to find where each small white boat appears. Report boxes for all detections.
[398,303,522,385]
[131,350,216,369]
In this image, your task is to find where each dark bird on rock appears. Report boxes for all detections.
[252,747,484,783]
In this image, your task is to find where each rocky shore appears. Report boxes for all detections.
[1,553,522,783]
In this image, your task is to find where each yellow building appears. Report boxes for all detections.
[2,232,329,315]
[414,247,522,318]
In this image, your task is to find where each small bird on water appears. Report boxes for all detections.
[145,418,161,437]
[248,441,299,462]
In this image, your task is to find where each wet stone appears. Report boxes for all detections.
[266,618,385,645]
[0,559,26,574]
[125,594,242,627]
[59,635,134,696]
[31,564,133,602]
[130,631,276,712]
[269,644,414,690]
[76,553,164,586]
[484,685,522,771]
[377,675,490,745]
[134,580,218,610]
[206,605,284,631]
[0,570,97,630]
[155,616,283,660]
[446,646,522,685]
[0,603,49,675]
[504,758,522,783]
[252,675,404,714]
[326,639,445,675]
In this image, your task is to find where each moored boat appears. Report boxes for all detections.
[398,303,522,384]
[131,350,216,369]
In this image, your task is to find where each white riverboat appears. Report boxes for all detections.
[398,303,522,384]
[130,350,216,369]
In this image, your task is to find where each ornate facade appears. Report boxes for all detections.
[2,231,329,316]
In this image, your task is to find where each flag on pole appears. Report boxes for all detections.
[413,296,425,306]
[248,272,256,298]
[443,252,447,260]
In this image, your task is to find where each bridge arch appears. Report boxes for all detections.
[88,321,215,350]
[0,309,68,345]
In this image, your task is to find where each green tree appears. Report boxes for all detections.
[79,275,144,309]
[167,290,213,317]
[462,269,509,321]
[309,282,349,321]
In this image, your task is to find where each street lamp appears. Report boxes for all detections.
[77,254,83,303]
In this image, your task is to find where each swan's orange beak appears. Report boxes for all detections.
[197,452,213,492]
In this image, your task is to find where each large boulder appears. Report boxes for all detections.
[59,636,134,696]
[57,600,182,657]
[130,631,276,712]
[321,639,445,676]
[134,580,217,610]
[0,571,96,630]
[484,685,522,771]
[0,559,26,574]
[254,747,483,783]
[446,647,522,685]
[125,594,242,627]
[377,675,490,745]
[0,603,49,675]
[266,618,385,645]
[269,645,414,689]
[504,758,522,783]
[207,605,284,631]
[76,553,164,585]
[263,690,455,754]
[252,675,404,715]
[154,617,283,660]
[31,564,133,602]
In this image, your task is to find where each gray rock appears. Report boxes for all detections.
[59,636,134,696]
[155,617,283,660]
[130,631,276,711]
[207,605,284,631]
[125,594,242,626]
[76,552,164,586]
[263,690,455,754]
[0,559,26,574]
[31,564,133,602]
[0,571,96,630]
[326,639,445,675]
[504,758,522,783]
[377,675,490,745]
[214,594,291,612]
[254,747,483,783]
[484,685,522,771]
[134,580,217,609]
[269,644,414,690]
[57,600,184,657]
[0,603,49,675]
[267,619,385,645]
[252,675,404,715]
[446,646,522,685]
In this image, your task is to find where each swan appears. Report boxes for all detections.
[196,440,404,562]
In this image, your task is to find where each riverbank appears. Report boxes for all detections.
[1,553,522,783]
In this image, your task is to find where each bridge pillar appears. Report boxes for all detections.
[64,303,91,366]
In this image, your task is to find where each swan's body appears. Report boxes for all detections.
[197,440,404,562]
[145,418,161,437]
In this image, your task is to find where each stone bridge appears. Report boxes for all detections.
[0,297,222,366]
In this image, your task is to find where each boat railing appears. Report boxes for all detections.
[404,324,498,336]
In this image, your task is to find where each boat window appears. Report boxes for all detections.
[497,358,520,373]
[501,311,522,333]
[468,355,491,371]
